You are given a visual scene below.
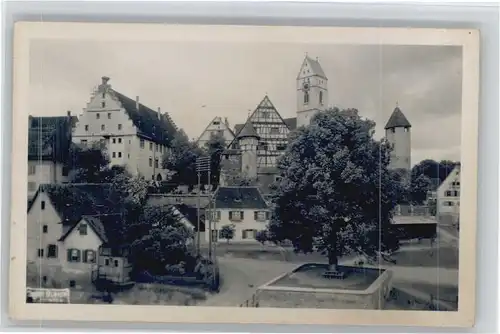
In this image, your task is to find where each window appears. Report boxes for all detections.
[391,128,395,133]
[229,211,244,221]
[47,244,57,258]
[81,139,88,145]
[118,152,122,158]
[79,223,87,235]
[270,127,280,134]
[85,125,89,131]
[67,249,81,262]
[101,124,105,131]
[149,142,153,151]
[37,249,44,257]
[41,200,46,210]
[319,91,323,104]
[28,165,36,175]
[149,158,153,167]
[128,154,130,158]
[69,280,76,288]
[303,91,309,104]
[105,259,110,266]
[62,166,69,176]
[42,276,47,284]
[254,211,268,222]
[101,101,106,108]
[107,112,111,119]
[213,121,220,125]
[140,139,145,148]
[102,92,105,98]
[112,138,116,144]
[42,225,48,233]
[242,229,257,239]
[155,144,159,151]
[118,124,122,130]
[445,190,454,197]
[154,158,159,168]
[114,260,119,267]
[261,111,270,118]
[28,182,37,192]
[112,152,116,158]
[214,211,221,221]
[277,144,287,151]
[83,250,95,263]
[118,138,122,143]
[96,113,100,119]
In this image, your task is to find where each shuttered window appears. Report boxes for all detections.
[67,249,81,262]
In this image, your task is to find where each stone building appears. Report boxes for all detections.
[72,76,178,181]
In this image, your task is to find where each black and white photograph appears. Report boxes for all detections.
[9,23,479,327]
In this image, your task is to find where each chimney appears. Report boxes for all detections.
[157,107,161,120]
[101,76,110,85]
[136,96,140,111]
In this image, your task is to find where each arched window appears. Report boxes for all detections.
[304,91,309,105]
[319,91,323,105]
[156,174,163,181]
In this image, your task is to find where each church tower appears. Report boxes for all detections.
[385,104,412,171]
[237,122,260,179]
[296,55,328,128]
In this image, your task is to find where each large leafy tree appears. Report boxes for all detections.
[269,108,401,271]
[128,204,195,274]
[409,173,432,204]
[411,159,459,185]
[163,130,204,187]
[68,142,110,183]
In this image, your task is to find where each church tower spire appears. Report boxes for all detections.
[296,55,328,128]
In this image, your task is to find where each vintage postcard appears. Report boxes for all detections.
[9,22,479,327]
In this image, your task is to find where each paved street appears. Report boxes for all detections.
[199,241,459,307]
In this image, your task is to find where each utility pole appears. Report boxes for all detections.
[195,156,210,257]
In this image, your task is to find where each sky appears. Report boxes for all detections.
[29,40,462,165]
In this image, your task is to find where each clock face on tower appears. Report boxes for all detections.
[302,81,310,91]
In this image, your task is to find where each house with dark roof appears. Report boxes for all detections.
[26,183,129,287]
[27,112,77,198]
[205,186,270,243]
[72,77,178,182]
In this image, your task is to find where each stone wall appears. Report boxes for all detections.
[255,268,393,310]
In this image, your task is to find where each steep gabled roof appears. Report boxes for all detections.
[28,115,76,162]
[197,116,236,143]
[212,186,268,209]
[110,90,178,146]
[297,55,328,80]
[385,106,411,129]
[283,117,297,130]
[237,121,260,139]
[28,183,120,224]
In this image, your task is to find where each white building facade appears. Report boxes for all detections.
[72,77,178,181]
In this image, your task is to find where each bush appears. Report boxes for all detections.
[255,230,268,245]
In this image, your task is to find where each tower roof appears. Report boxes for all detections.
[297,55,328,80]
[237,121,260,140]
[384,106,411,129]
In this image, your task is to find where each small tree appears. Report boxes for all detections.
[219,224,235,243]
[255,230,268,245]
[204,132,226,188]
[409,174,432,204]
